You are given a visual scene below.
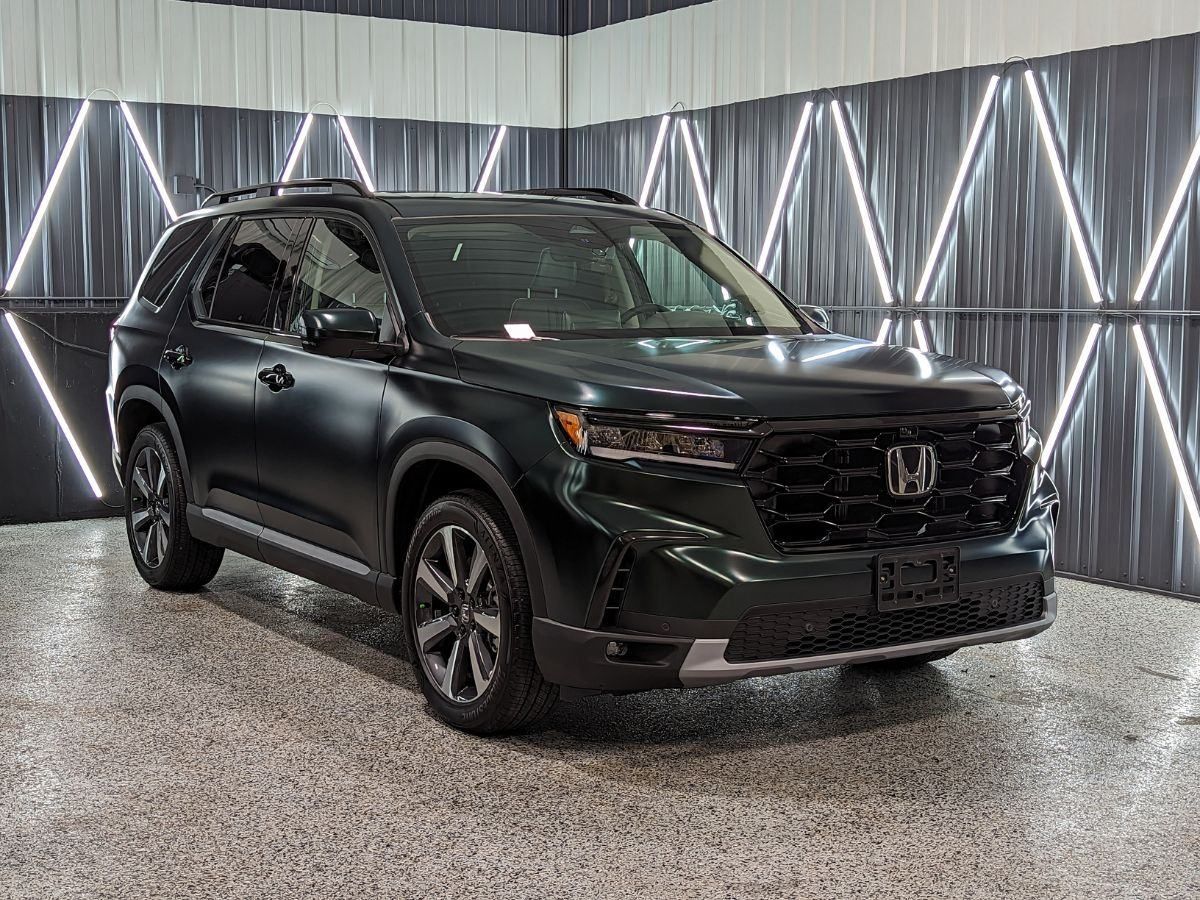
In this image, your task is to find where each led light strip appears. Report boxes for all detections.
[473,125,509,192]
[280,109,380,189]
[279,112,315,182]
[336,115,376,192]
[638,115,673,206]
[1041,321,1103,462]
[119,102,178,221]
[1133,132,1200,303]
[757,102,815,273]
[3,313,104,497]
[4,100,92,293]
[912,317,931,352]
[1132,323,1200,547]
[677,119,719,236]
[1024,70,1105,305]
[830,101,895,304]
[874,318,894,345]
[912,76,1000,305]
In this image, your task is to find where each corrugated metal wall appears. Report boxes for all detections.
[570,33,1200,598]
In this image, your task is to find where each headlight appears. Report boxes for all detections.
[554,407,756,470]
[1015,394,1032,450]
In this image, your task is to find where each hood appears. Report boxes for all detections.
[451,334,1022,420]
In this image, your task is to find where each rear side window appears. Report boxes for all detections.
[195,217,304,328]
[136,219,214,309]
[279,218,392,335]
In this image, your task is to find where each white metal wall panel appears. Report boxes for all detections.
[567,0,1200,126]
[0,0,563,127]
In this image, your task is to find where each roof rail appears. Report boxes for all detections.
[202,178,372,208]
[504,187,639,206]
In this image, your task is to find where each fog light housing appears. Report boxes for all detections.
[605,641,628,659]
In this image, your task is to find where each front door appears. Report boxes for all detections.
[253,216,395,584]
[161,215,305,542]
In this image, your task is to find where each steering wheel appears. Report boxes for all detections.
[620,302,670,325]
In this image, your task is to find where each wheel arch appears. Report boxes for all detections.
[116,385,193,502]
[382,429,547,619]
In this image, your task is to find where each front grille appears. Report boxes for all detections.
[724,578,1045,663]
[745,416,1031,552]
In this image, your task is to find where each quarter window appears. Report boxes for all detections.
[281,218,391,335]
[137,219,213,309]
[195,217,304,328]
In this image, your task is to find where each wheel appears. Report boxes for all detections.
[852,648,959,671]
[124,423,224,590]
[402,489,556,734]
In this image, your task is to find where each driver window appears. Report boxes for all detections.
[282,218,392,337]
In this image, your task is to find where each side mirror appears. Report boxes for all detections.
[799,304,832,331]
[300,307,381,357]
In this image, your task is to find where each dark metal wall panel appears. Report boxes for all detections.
[180,0,564,34]
[569,33,1200,599]
[0,311,121,525]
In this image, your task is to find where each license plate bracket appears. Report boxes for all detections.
[875,548,960,611]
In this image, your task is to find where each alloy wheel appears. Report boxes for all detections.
[130,446,171,568]
[413,524,502,704]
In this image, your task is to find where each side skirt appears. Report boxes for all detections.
[186,503,397,613]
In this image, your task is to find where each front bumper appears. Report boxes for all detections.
[519,437,1059,694]
[534,588,1056,691]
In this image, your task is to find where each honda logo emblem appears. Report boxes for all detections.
[886,444,937,497]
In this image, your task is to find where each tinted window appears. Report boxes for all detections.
[136,219,213,309]
[396,216,808,339]
[280,218,391,335]
[195,217,303,327]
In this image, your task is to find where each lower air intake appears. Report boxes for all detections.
[724,578,1045,664]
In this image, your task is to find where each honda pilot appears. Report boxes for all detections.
[107,179,1059,733]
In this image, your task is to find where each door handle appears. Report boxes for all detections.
[162,345,192,369]
[257,363,295,392]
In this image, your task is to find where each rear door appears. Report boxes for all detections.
[160,215,305,541]
[253,215,395,583]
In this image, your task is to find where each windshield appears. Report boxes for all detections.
[395,215,812,339]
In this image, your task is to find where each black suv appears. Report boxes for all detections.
[107,179,1059,733]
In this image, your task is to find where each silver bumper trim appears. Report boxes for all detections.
[678,590,1058,687]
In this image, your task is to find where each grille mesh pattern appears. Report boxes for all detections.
[745,418,1031,552]
[724,578,1045,663]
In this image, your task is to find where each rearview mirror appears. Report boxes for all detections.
[300,307,381,357]
[799,304,832,331]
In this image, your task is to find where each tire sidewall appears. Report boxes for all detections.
[402,495,521,730]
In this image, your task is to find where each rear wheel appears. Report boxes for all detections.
[124,424,224,590]
[852,648,958,671]
[403,490,556,734]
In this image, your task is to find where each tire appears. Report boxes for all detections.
[402,489,557,734]
[852,648,959,671]
[124,423,224,590]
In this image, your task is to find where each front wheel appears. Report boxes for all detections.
[124,424,224,590]
[402,490,556,734]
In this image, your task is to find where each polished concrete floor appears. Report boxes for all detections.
[1,519,1198,899]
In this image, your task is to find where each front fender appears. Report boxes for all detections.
[379,426,552,619]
